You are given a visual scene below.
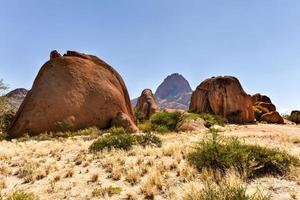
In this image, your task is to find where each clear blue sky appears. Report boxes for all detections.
[1,0,300,113]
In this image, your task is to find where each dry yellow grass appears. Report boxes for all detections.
[0,124,299,199]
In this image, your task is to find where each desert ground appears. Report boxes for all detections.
[1,123,300,200]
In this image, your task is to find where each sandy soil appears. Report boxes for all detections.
[0,124,300,200]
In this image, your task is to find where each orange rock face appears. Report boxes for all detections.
[189,76,255,123]
[135,89,160,120]
[251,93,272,104]
[261,111,284,124]
[252,93,283,123]
[8,51,137,138]
[255,102,276,112]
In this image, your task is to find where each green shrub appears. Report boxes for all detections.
[184,181,270,200]
[188,133,298,179]
[89,132,136,151]
[195,113,225,128]
[253,106,269,121]
[288,112,300,124]
[89,130,161,152]
[5,190,39,200]
[136,132,162,147]
[148,111,185,132]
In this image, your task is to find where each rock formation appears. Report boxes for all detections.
[251,93,283,123]
[135,89,159,120]
[155,73,192,99]
[189,76,255,123]
[8,50,137,138]
[5,88,28,112]
[50,50,61,59]
[261,111,284,124]
[251,93,272,104]
[132,73,192,110]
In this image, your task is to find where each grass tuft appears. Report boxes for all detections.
[5,190,40,200]
[183,180,270,200]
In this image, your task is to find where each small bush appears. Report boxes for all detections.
[89,130,161,152]
[184,181,270,200]
[92,186,122,197]
[136,132,162,147]
[188,133,298,179]
[139,111,185,133]
[253,106,269,121]
[5,190,39,200]
[288,112,300,124]
[193,113,225,128]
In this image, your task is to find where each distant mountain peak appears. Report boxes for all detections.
[6,88,28,98]
[5,88,28,112]
[155,73,192,100]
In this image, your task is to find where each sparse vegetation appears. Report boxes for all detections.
[288,112,300,124]
[89,127,161,151]
[253,105,269,121]
[187,112,225,128]
[0,79,10,140]
[92,186,122,197]
[183,180,270,200]
[188,130,298,179]
[17,127,102,141]
[5,190,40,200]
[138,111,185,133]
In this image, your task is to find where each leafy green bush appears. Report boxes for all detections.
[184,181,270,200]
[143,111,185,133]
[5,190,39,200]
[188,133,298,179]
[89,129,161,152]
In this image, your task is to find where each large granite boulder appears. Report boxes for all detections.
[189,76,255,123]
[8,50,137,138]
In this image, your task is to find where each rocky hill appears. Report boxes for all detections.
[132,73,193,110]
[5,88,28,112]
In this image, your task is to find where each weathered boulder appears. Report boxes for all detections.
[177,118,207,132]
[8,50,137,138]
[189,76,255,123]
[135,89,160,120]
[50,50,61,59]
[255,102,276,112]
[261,111,284,124]
[251,93,272,104]
[251,93,282,123]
